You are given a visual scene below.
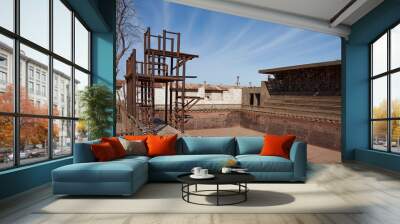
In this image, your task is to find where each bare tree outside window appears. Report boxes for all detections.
[116,0,142,77]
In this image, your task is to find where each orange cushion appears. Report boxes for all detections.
[260,134,296,159]
[101,137,126,158]
[146,135,177,157]
[91,142,117,161]
[124,135,148,141]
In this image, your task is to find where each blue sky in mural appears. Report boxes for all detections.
[124,0,341,86]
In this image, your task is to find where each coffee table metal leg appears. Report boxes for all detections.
[245,183,247,201]
[187,184,190,202]
[217,184,219,206]
[195,184,198,192]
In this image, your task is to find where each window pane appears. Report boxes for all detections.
[391,72,400,118]
[20,44,49,115]
[75,120,88,143]
[53,119,72,157]
[372,33,387,76]
[20,0,49,49]
[392,24,400,70]
[53,0,72,60]
[372,121,388,151]
[391,120,400,153]
[74,69,89,118]
[0,0,14,31]
[75,18,89,70]
[372,76,387,119]
[0,116,13,170]
[20,117,49,165]
[0,35,14,112]
[53,59,72,117]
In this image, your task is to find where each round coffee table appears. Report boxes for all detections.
[177,173,255,206]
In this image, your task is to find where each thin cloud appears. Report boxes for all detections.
[127,0,341,85]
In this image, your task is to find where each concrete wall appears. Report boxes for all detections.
[154,86,242,106]
[242,82,269,107]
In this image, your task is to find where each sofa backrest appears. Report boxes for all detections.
[73,140,100,163]
[235,136,264,155]
[178,137,236,155]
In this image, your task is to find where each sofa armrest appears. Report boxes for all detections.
[73,140,100,163]
[289,141,307,181]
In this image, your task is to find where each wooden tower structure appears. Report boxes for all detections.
[125,28,199,132]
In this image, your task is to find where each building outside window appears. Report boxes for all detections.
[35,69,40,81]
[0,0,91,170]
[35,83,40,95]
[28,81,34,94]
[41,73,46,83]
[371,23,400,153]
[28,66,34,80]
[0,54,7,90]
[41,85,46,97]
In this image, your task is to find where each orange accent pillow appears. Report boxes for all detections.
[124,135,148,141]
[101,137,126,158]
[146,135,177,157]
[260,134,296,159]
[91,142,117,162]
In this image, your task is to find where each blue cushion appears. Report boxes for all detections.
[236,155,293,172]
[73,140,100,163]
[236,137,264,155]
[179,137,236,155]
[149,154,235,172]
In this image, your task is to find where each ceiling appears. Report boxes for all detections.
[166,0,384,37]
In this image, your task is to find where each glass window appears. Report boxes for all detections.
[391,24,400,70]
[372,121,388,151]
[36,84,40,95]
[74,69,89,118]
[53,0,72,60]
[0,116,14,169]
[0,54,7,67]
[371,24,400,153]
[41,85,46,96]
[74,18,89,70]
[372,33,387,76]
[391,120,400,153]
[20,0,49,49]
[0,0,14,31]
[372,76,387,119]
[0,0,91,170]
[28,81,34,93]
[53,119,72,157]
[75,120,88,143]
[53,59,72,117]
[19,117,49,165]
[0,35,14,112]
[28,67,34,80]
[391,72,400,117]
[20,44,49,115]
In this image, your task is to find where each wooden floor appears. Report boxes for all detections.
[1,162,400,224]
[185,126,341,163]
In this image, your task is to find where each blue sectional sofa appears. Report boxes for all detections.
[52,137,307,196]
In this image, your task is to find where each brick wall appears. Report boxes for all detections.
[184,109,341,150]
[184,111,240,130]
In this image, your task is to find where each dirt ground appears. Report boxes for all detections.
[185,126,341,164]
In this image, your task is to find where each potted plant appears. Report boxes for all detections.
[79,84,114,140]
